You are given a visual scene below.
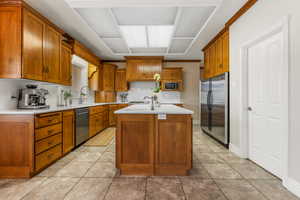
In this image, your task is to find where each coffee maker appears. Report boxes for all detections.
[18,85,50,109]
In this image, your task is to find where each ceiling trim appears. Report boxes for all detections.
[108,8,132,53]
[102,59,201,63]
[167,8,182,53]
[66,0,222,8]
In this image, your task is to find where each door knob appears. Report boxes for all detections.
[248,107,252,111]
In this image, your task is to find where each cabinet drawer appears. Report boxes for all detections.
[35,123,62,141]
[35,133,62,155]
[35,112,62,128]
[35,144,62,171]
[89,105,107,115]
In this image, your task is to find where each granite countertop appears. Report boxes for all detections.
[0,102,184,115]
[115,104,193,115]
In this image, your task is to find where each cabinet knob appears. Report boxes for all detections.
[248,107,253,111]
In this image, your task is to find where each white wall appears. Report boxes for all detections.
[230,0,300,191]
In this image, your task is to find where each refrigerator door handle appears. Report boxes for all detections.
[207,90,212,110]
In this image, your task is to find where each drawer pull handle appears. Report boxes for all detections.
[48,119,53,123]
[47,154,53,159]
[48,141,53,146]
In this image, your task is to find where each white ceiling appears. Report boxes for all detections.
[23,0,248,60]
[74,6,215,55]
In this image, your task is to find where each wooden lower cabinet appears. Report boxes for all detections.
[116,114,155,175]
[89,105,109,138]
[35,144,62,172]
[62,110,75,154]
[155,115,192,175]
[0,115,34,178]
[116,114,192,176]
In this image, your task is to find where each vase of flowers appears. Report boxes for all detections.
[153,73,161,93]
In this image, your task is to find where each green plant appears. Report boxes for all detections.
[63,90,72,100]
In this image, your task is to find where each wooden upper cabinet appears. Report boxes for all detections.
[22,8,44,81]
[202,28,229,79]
[126,57,163,82]
[161,68,183,81]
[0,6,22,78]
[99,63,116,92]
[60,43,72,86]
[115,69,128,92]
[222,30,229,72]
[95,91,116,103]
[44,25,61,83]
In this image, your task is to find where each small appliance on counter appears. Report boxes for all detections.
[17,84,50,109]
[119,93,128,103]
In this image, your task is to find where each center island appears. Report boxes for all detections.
[115,104,193,176]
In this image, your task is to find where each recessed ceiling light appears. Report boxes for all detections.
[147,25,174,48]
[119,25,147,48]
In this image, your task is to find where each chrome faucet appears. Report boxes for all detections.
[144,96,155,110]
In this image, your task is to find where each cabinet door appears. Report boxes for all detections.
[216,37,223,75]
[0,7,22,78]
[89,114,97,137]
[222,31,229,72]
[115,69,128,92]
[203,49,210,80]
[161,68,182,80]
[141,60,162,80]
[209,44,216,78]
[63,111,74,154]
[44,25,61,83]
[22,9,44,81]
[116,114,155,175]
[60,44,72,86]
[109,107,117,126]
[155,115,192,175]
[102,64,116,91]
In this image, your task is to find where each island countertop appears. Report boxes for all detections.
[114,104,194,115]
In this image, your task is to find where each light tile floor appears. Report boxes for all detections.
[0,126,299,200]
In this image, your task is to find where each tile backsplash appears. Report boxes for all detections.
[117,82,181,103]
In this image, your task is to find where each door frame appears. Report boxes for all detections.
[239,16,289,182]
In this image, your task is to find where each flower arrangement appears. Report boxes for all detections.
[153,73,161,93]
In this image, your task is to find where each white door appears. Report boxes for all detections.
[248,30,285,178]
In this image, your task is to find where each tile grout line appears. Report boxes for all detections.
[20,177,50,200]
[177,176,187,200]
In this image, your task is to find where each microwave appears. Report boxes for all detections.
[162,81,182,91]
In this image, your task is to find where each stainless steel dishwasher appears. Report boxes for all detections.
[75,107,89,146]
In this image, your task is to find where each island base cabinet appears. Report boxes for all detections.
[155,115,192,176]
[116,114,155,175]
[116,114,192,176]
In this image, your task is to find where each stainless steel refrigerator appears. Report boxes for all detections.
[201,72,229,146]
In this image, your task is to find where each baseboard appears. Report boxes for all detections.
[193,120,200,125]
[229,143,244,158]
[283,178,300,198]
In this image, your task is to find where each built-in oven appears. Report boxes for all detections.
[75,108,89,146]
[162,80,182,91]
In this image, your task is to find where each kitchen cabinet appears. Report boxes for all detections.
[62,110,75,154]
[155,115,192,175]
[0,3,63,84]
[98,63,116,92]
[125,56,163,82]
[43,25,61,83]
[115,69,128,92]
[116,114,192,176]
[89,105,109,137]
[60,43,72,86]
[22,8,44,81]
[161,68,183,80]
[202,29,229,79]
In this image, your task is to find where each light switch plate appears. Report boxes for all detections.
[158,113,167,120]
